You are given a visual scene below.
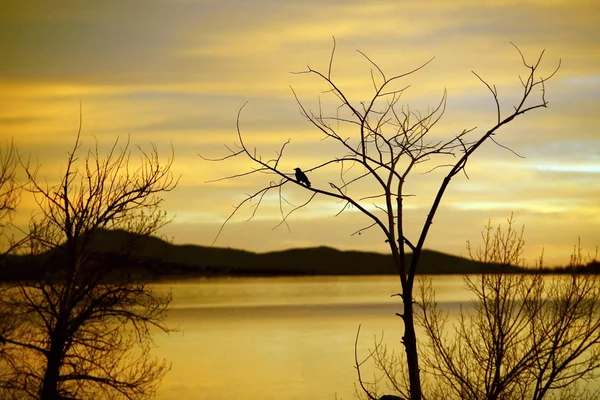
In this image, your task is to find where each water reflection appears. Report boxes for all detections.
[151,275,471,400]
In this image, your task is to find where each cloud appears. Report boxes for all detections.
[1,0,598,264]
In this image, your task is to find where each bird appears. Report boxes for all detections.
[294,167,311,187]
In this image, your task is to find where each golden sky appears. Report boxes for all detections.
[1,0,599,266]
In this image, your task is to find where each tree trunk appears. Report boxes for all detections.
[40,334,64,400]
[403,288,421,400]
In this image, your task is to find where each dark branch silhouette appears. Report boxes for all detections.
[0,140,25,263]
[0,125,178,399]
[202,39,560,399]
[417,218,600,400]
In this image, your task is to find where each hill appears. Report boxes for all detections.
[0,229,526,281]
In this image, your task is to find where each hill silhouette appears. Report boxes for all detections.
[0,229,530,281]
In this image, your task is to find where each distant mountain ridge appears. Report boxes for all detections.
[0,229,528,281]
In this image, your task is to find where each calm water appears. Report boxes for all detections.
[150,275,472,400]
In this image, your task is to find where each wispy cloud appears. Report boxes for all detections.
[1,0,598,264]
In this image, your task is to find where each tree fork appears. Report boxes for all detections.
[203,41,559,400]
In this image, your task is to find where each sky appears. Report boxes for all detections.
[1,0,598,266]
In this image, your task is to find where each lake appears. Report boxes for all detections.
[150,275,473,400]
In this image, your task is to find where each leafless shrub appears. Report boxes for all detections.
[0,122,178,399]
[417,217,600,400]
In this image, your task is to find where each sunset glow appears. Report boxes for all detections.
[2,0,598,265]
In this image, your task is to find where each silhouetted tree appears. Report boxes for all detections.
[0,123,178,399]
[203,39,559,399]
[0,140,24,391]
[0,140,22,260]
[416,217,600,399]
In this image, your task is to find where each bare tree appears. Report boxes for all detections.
[203,39,559,399]
[0,123,178,399]
[0,140,22,260]
[417,216,600,400]
[0,140,24,391]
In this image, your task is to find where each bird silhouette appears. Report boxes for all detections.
[294,167,311,187]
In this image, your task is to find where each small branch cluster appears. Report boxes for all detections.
[418,219,600,400]
[0,141,23,260]
[0,123,178,399]
[353,326,410,400]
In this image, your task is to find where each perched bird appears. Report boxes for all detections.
[294,167,311,187]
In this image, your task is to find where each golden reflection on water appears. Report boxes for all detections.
[150,275,469,400]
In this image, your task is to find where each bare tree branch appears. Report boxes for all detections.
[0,130,178,399]
[202,41,559,400]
